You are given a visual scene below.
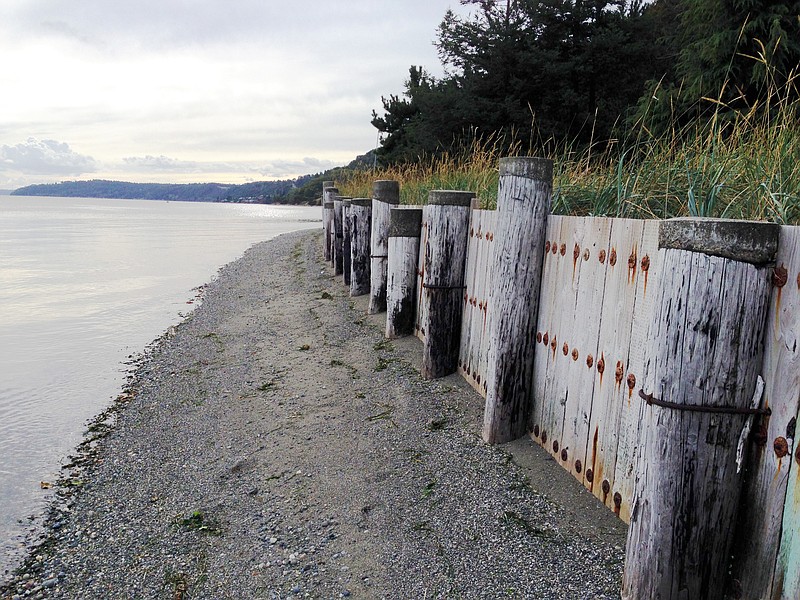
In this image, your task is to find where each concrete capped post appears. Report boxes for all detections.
[369,180,401,314]
[482,157,553,444]
[386,207,423,339]
[421,190,474,380]
[623,218,779,600]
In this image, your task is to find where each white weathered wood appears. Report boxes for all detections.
[349,199,372,297]
[730,226,800,598]
[415,209,429,342]
[774,415,800,599]
[421,190,474,380]
[322,181,334,260]
[483,158,552,444]
[342,199,352,286]
[369,180,400,314]
[475,211,497,396]
[386,207,423,338]
[323,186,338,263]
[623,218,778,600]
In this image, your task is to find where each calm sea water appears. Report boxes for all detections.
[0,195,320,575]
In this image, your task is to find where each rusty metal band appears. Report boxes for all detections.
[639,390,771,416]
[422,283,468,290]
[370,254,389,258]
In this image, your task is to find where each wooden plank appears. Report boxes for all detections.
[774,413,800,600]
[731,226,800,598]
[476,210,497,397]
[415,207,429,342]
[459,209,483,394]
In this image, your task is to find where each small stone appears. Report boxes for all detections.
[42,578,57,589]
[341,591,351,597]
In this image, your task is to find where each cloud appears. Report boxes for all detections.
[258,157,340,178]
[120,155,340,179]
[0,138,97,176]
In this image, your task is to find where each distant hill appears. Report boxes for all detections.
[12,150,377,205]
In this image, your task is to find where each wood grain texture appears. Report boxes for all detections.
[349,199,372,297]
[332,198,344,276]
[386,207,422,339]
[421,191,473,380]
[342,199,352,286]
[623,248,772,600]
[369,181,400,315]
[483,157,552,444]
[729,226,800,599]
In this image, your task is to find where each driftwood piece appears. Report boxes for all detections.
[349,199,372,297]
[421,190,474,379]
[369,180,400,314]
[386,207,423,338]
[623,218,778,600]
[482,157,552,444]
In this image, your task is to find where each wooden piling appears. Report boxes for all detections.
[421,190,474,380]
[369,180,400,314]
[482,157,553,444]
[349,198,372,297]
[332,196,344,275]
[342,199,352,286]
[323,186,338,263]
[622,218,779,600]
[386,207,423,339]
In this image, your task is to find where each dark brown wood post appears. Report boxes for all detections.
[349,198,372,297]
[342,199,352,286]
[369,180,400,314]
[386,207,423,339]
[421,190,473,380]
[623,218,780,600]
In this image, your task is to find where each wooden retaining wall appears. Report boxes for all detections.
[325,176,800,600]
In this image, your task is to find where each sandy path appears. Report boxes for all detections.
[2,230,625,600]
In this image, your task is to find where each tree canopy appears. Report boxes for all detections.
[372,0,800,164]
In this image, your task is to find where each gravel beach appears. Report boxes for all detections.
[2,229,626,599]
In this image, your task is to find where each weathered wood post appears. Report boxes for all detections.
[623,218,780,600]
[421,190,474,379]
[349,198,372,297]
[342,199,352,286]
[369,180,401,314]
[386,207,423,339]
[320,181,335,260]
[482,157,552,444]
[323,186,338,263]
[332,195,344,275]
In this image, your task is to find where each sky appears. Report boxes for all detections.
[0,0,473,189]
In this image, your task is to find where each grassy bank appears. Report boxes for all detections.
[339,80,800,223]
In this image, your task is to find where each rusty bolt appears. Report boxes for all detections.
[561,448,568,462]
[598,249,606,264]
[641,255,650,272]
[470,227,475,237]
[610,248,617,266]
[615,361,624,384]
[543,333,549,346]
[585,469,593,482]
[586,354,594,369]
[550,336,557,352]
[583,249,590,261]
[774,264,788,288]
[774,437,789,458]
[541,431,548,444]
[533,424,540,438]
[476,375,482,384]
[562,342,569,356]
[628,250,637,270]
[489,233,494,241]
[627,373,636,391]
[614,492,622,509]
[552,242,558,255]
[545,241,551,254]
[597,355,605,375]
[560,243,566,256]
[537,332,543,344]
[572,348,579,361]
[575,460,582,473]
[602,480,611,495]
[553,440,559,453]
[573,244,580,261]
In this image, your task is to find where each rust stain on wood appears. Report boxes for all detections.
[583,249,590,261]
[641,254,650,295]
[572,348,579,361]
[586,354,594,369]
[627,246,638,283]
[627,373,636,402]
[597,353,605,385]
[609,248,617,266]
[602,479,611,503]
[551,242,558,255]
[537,332,543,344]
[599,249,606,264]
[551,335,557,358]
[615,360,624,389]
[573,243,580,277]
[543,332,549,346]
[562,342,569,356]
[775,437,790,458]
[560,243,566,257]
[545,240,551,254]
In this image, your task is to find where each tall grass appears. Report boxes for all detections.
[338,73,800,223]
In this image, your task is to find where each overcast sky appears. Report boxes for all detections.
[0,0,473,189]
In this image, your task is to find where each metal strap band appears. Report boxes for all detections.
[639,390,771,416]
